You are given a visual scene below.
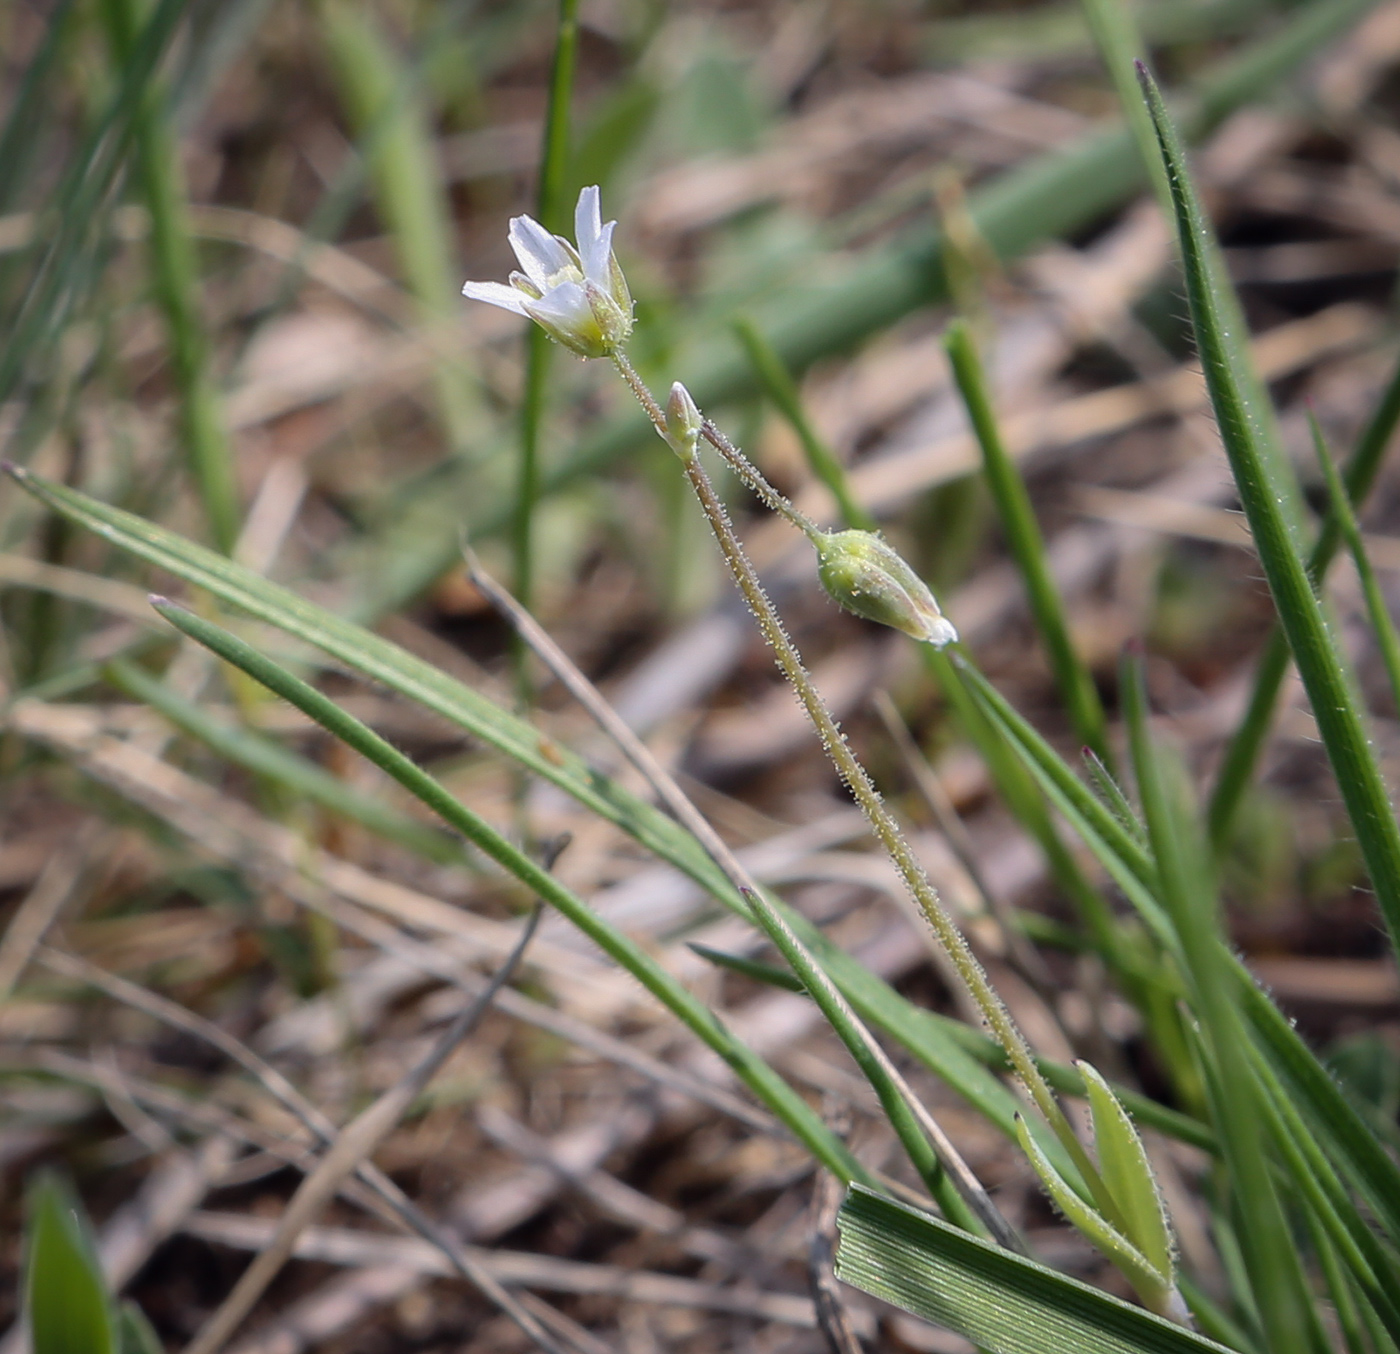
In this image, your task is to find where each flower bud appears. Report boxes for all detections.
[661,382,703,461]
[813,529,957,647]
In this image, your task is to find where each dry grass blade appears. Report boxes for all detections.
[0,824,104,1001]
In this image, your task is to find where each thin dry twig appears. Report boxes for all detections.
[180,904,571,1354]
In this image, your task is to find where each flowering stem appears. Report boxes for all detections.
[610,351,1102,1194]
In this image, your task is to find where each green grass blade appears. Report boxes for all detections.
[733,316,876,532]
[0,0,192,416]
[0,0,76,215]
[104,657,468,866]
[1241,1035,1400,1344]
[1140,65,1400,961]
[1243,980,1400,1246]
[688,943,805,991]
[321,2,479,453]
[101,0,240,552]
[1013,1112,1175,1314]
[25,1175,117,1354]
[1310,411,1400,717]
[945,320,1112,767]
[836,1185,1234,1354]
[116,1303,162,1354]
[148,593,866,1187]
[5,468,1215,1161]
[1122,650,1324,1354]
[1208,343,1400,844]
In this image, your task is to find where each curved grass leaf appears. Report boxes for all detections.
[836,1185,1234,1354]
[7,468,1215,1160]
[147,593,865,1186]
[105,657,468,866]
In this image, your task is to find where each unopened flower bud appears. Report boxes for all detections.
[661,382,703,461]
[813,529,957,647]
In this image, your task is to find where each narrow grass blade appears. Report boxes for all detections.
[0,0,192,416]
[1241,1034,1400,1344]
[321,2,478,452]
[104,657,468,866]
[25,1174,116,1354]
[7,469,1215,1159]
[946,320,1111,767]
[733,316,876,531]
[1310,411,1400,717]
[688,943,804,992]
[1139,65,1400,962]
[961,638,1400,1227]
[147,594,865,1186]
[101,0,239,552]
[836,1186,1235,1354]
[116,1304,162,1354]
[1083,747,1147,846]
[0,0,76,215]
[1122,649,1324,1354]
[1243,980,1400,1247]
[1209,335,1400,847]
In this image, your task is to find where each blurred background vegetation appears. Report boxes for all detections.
[6,0,1400,1350]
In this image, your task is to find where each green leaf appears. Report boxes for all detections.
[836,1185,1234,1354]
[1014,1113,1174,1316]
[1309,411,1400,720]
[145,593,864,1187]
[25,1174,117,1354]
[116,1302,163,1354]
[9,469,1214,1164]
[946,318,1111,768]
[1079,1060,1175,1283]
[105,657,468,866]
[1138,63,1400,971]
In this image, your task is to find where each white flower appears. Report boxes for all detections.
[461,185,633,359]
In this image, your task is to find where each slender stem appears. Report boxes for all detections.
[515,0,579,621]
[611,352,1100,1191]
[467,550,1017,1247]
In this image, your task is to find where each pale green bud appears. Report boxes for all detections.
[661,382,703,461]
[813,529,957,647]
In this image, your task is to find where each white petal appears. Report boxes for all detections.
[522,279,593,329]
[508,214,571,288]
[575,186,614,283]
[584,220,616,287]
[461,280,530,316]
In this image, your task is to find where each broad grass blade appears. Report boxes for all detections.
[836,1185,1234,1354]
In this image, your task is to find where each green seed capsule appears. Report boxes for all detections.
[813,529,957,647]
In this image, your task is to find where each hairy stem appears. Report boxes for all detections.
[611,351,1100,1191]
